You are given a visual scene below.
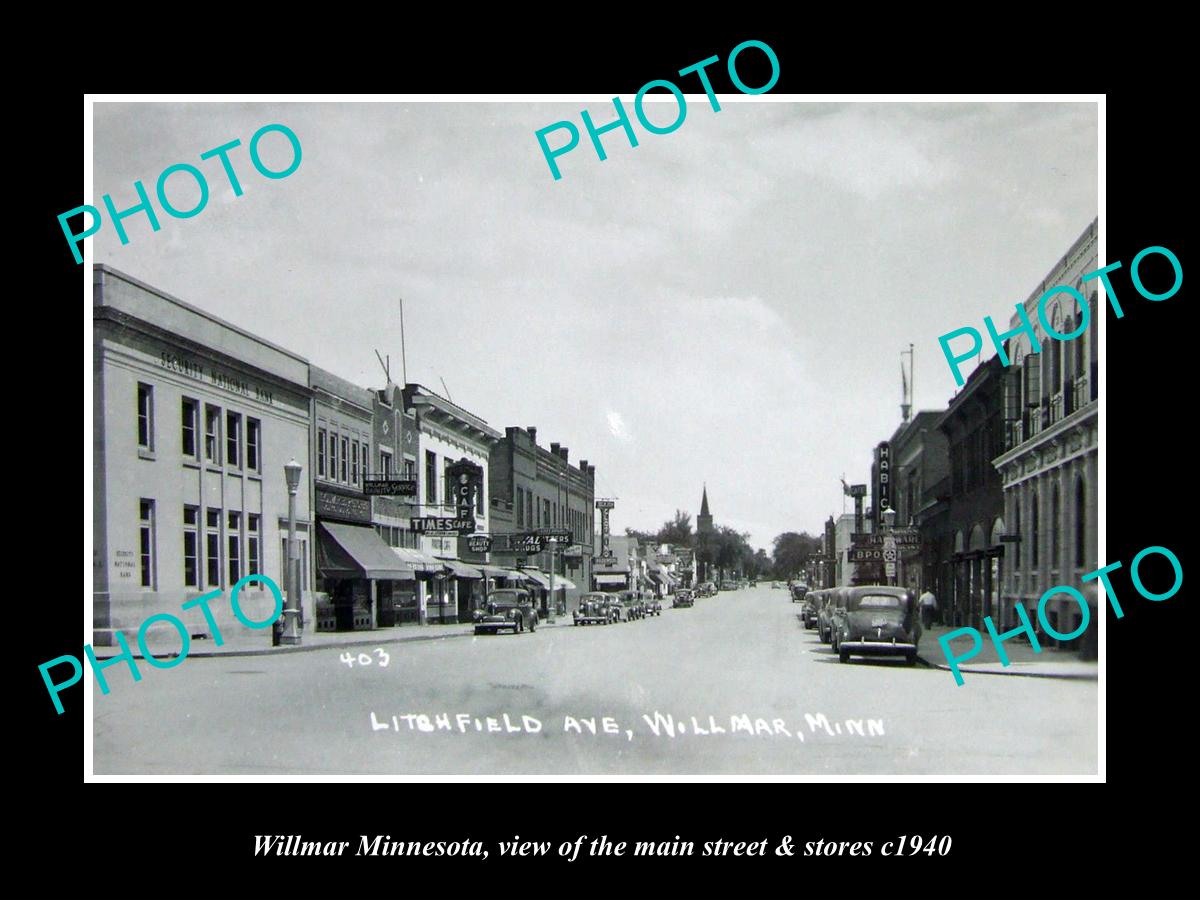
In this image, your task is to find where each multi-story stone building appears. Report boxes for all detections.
[488,426,596,618]
[403,384,501,624]
[993,219,1099,643]
[934,356,1007,630]
[92,265,314,649]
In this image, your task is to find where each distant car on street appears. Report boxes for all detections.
[697,582,716,597]
[574,592,618,626]
[801,589,821,629]
[617,590,645,621]
[831,585,921,665]
[673,589,694,608]
[473,589,538,635]
[790,583,809,604]
[645,594,662,616]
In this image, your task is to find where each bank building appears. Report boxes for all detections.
[92,265,315,648]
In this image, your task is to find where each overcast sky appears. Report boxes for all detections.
[91,100,1097,550]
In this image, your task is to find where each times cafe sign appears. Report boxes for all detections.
[875,441,891,526]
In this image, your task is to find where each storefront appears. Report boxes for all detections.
[316,521,412,630]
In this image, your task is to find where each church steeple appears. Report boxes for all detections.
[697,484,712,534]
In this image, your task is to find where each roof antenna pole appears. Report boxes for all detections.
[399,296,409,386]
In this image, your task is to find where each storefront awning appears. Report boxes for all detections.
[648,569,667,584]
[520,569,551,588]
[438,557,482,579]
[595,573,627,586]
[392,546,446,575]
[553,575,577,590]
[478,565,514,579]
[319,523,412,580]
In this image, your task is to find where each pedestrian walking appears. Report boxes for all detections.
[919,589,937,629]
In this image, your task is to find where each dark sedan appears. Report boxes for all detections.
[473,589,538,635]
[832,585,921,665]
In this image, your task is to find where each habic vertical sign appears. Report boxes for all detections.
[596,499,614,555]
[445,458,483,534]
[875,442,891,526]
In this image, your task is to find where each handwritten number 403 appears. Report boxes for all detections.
[340,649,390,668]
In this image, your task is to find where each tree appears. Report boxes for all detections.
[771,531,822,580]
[657,510,693,547]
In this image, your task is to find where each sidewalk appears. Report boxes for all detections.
[919,624,1098,681]
[93,617,564,660]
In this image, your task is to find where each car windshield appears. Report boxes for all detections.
[858,595,902,608]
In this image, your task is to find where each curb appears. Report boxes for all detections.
[917,655,1099,680]
[93,619,563,661]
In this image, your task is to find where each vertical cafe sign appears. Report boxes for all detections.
[596,499,614,555]
[875,441,891,526]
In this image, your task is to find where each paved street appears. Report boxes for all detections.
[93,586,1097,776]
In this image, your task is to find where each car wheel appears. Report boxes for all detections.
[530,615,537,633]
[515,615,524,634]
[839,647,850,663]
[905,652,917,666]
[474,626,482,635]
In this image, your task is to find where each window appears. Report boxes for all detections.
[139,500,155,588]
[340,437,348,482]
[247,418,261,472]
[181,398,198,458]
[476,476,484,514]
[226,411,242,468]
[228,511,242,583]
[352,440,359,485]
[426,451,437,503]
[1013,503,1021,569]
[318,428,327,478]
[444,467,453,507]
[1030,490,1040,568]
[544,499,550,525]
[206,508,222,587]
[204,405,222,464]
[1051,484,1060,568]
[1075,477,1087,568]
[329,432,338,483]
[516,488,524,526]
[380,450,392,477]
[526,492,533,528]
[248,514,260,577]
[183,506,199,587]
[137,383,154,451]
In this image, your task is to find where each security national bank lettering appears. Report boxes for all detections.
[534,40,780,181]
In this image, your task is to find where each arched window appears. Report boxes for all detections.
[1031,489,1040,568]
[1075,476,1087,568]
[1089,290,1098,401]
[1051,483,1060,568]
[1014,502,1021,568]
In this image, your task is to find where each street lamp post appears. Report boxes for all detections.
[282,458,304,645]
[882,506,897,587]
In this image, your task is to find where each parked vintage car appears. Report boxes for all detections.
[574,592,618,626]
[617,590,645,621]
[831,585,921,665]
[720,581,737,592]
[801,589,821,629]
[673,589,694,608]
[817,589,840,643]
[790,583,809,604]
[696,582,716,598]
[473,589,538,635]
[645,594,663,616]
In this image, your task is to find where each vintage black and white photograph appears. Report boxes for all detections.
[83,96,1100,777]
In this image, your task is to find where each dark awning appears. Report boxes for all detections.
[437,557,483,579]
[318,523,412,580]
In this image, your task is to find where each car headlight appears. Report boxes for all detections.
[506,608,516,619]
